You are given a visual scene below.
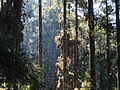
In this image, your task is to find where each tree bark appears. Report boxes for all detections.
[74,0,79,88]
[105,0,112,90]
[63,0,68,89]
[39,0,42,67]
[115,0,120,89]
[88,0,96,90]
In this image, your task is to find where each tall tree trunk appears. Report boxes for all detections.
[74,0,79,88]
[100,63,104,90]
[39,0,42,67]
[88,0,96,90]
[63,0,68,89]
[105,0,112,90]
[115,0,120,89]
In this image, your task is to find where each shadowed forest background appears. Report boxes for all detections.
[0,0,120,90]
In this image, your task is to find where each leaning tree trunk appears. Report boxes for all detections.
[39,0,42,67]
[88,0,96,90]
[115,0,120,89]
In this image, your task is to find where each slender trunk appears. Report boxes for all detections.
[100,63,103,90]
[88,0,96,90]
[74,0,79,88]
[63,0,68,89]
[68,2,70,31]
[39,0,42,67]
[115,0,120,89]
[105,0,112,90]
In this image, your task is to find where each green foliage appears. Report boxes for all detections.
[0,1,44,89]
[55,0,118,89]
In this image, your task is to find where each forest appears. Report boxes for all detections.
[0,0,120,90]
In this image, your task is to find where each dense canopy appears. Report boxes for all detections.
[0,0,120,90]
